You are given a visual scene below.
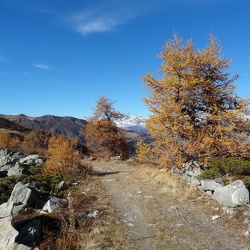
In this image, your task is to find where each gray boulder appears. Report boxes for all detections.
[0,201,14,218]
[0,148,21,168]
[0,154,18,177]
[0,216,19,250]
[185,167,203,177]
[10,182,37,205]
[19,155,44,166]
[212,180,249,207]
[9,182,39,215]
[7,163,30,177]
[200,179,223,191]
[189,176,201,187]
[0,148,43,177]
[40,196,62,214]
[13,151,26,159]
[0,183,39,218]
[173,161,204,187]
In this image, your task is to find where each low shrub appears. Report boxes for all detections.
[21,172,74,199]
[199,167,221,179]
[200,157,250,179]
[0,175,20,203]
[243,176,250,190]
[0,164,74,204]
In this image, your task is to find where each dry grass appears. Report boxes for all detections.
[137,165,201,200]
[79,211,133,250]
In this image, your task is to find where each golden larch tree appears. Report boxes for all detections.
[22,129,51,155]
[84,96,130,159]
[44,134,82,174]
[137,34,250,167]
[0,133,21,151]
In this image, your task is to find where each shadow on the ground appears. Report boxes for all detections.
[92,171,121,176]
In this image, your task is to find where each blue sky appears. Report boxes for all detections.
[0,0,249,119]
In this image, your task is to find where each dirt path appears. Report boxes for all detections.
[93,161,250,250]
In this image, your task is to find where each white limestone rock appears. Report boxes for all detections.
[0,217,19,250]
[200,179,223,191]
[212,180,249,207]
[40,196,62,214]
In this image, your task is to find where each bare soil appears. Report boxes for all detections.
[93,161,250,250]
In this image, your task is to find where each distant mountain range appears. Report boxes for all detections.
[0,114,148,146]
[0,114,87,141]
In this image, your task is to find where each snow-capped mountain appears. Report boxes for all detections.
[114,116,147,134]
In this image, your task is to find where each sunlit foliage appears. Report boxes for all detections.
[22,129,51,155]
[0,133,21,151]
[137,34,250,167]
[43,134,88,175]
[84,96,130,159]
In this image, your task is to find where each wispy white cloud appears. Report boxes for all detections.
[67,7,127,35]
[34,64,51,70]
[66,0,168,35]
[76,18,122,35]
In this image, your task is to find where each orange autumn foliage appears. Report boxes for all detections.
[0,129,52,155]
[83,96,130,159]
[22,129,51,155]
[43,134,83,174]
[0,133,21,151]
[137,34,250,167]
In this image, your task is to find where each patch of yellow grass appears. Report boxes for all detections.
[138,165,201,200]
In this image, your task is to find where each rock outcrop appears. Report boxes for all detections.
[0,217,19,250]
[40,196,64,214]
[0,147,45,177]
[0,149,42,248]
[212,180,249,207]
[0,148,73,249]
[200,179,223,192]
[0,181,66,249]
[0,182,40,219]
[171,161,249,207]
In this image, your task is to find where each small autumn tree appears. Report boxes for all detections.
[22,129,51,155]
[137,34,250,167]
[43,134,88,175]
[0,133,21,151]
[84,96,130,159]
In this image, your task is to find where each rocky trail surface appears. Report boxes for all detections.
[93,161,250,250]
